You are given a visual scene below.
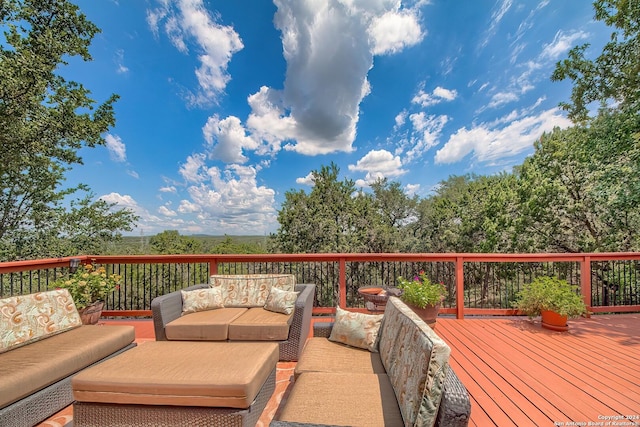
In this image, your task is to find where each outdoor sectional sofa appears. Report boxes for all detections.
[272,296,471,427]
[151,274,315,361]
[0,289,136,427]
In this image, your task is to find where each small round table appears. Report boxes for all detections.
[357,286,403,313]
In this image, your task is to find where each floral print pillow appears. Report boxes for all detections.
[181,287,225,315]
[264,287,299,315]
[0,289,82,354]
[328,306,384,352]
[209,274,296,307]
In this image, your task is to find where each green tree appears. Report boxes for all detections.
[273,163,374,253]
[552,0,640,123]
[367,179,418,252]
[517,112,640,252]
[412,174,519,253]
[149,231,203,254]
[212,236,265,254]
[0,0,135,260]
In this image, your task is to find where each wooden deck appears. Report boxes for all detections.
[39,314,640,427]
[435,314,640,427]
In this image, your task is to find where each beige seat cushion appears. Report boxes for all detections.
[165,307,247,341]
[294,337,386,378]
[0,325,135,408]
[228,307,292,341]
[277,372,404,426]
[72,341,279,409]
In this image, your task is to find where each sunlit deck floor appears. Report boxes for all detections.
[39,314,640,427]
[436,314,640,427]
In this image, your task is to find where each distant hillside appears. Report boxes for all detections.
[106,235,270,254]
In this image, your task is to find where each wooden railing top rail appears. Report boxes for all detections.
[2,251,640,273]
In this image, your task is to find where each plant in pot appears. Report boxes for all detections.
[514,276,587,331]
[53,261,122,325]
[396,271,447,328]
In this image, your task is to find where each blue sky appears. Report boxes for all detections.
[64,0,609,236]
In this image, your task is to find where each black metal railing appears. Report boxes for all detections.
[2,253,639,316]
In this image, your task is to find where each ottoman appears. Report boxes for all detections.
[72,341,279,427]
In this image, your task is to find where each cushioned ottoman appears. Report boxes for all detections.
[72,341,279,427]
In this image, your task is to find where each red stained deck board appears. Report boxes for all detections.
[439,320,568,424]
[479,319,640,414]
[437,314,640,426]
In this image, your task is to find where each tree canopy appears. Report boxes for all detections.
[552,0,640,123]
[0,0,136,260]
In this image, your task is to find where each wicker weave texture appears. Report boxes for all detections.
[0,375,73,427]
[74,368,276,427]
[278,284,314,361]
[436,365,472,427]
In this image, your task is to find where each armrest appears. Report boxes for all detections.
[150,284,208,341]
[313,321,333,338]
[436,366,471,427]
[283,283,315,361]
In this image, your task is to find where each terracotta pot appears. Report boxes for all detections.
[407,301,441,329]
[78,301,104,325]
[541,310,568,332]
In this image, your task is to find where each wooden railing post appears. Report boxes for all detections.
[209,259,218,275]
[339,257,347,308]
[581,256,592,317]
[456,256,465,319]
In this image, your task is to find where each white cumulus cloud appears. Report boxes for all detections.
[213,0,429,158]
[179,164,277,234]
[349,149,405,186]
[369,10,424,55]
[105,134,126,162]
[203,115,258,163]
[405,113,449,161]
[412,86,458,108]
[434,107,572,165]
[541,30,589,60]
[147,0,244,105]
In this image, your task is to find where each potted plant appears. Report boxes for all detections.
[514,276,587,331]
[53,261,122,324]
[396,271,447,328]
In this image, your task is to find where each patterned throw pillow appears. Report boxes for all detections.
[0,289,82,354]
[264,287,299,315]
[181,287,224,315]
[328,306,384,352]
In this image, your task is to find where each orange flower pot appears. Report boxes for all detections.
[541,310,568,332]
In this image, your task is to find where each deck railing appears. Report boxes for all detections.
[1,253,639,317]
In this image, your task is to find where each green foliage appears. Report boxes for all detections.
[149,230,203,254]
[517,111,640,252]
[412,174,520,253]
[514,276,587,318]
[552,0,640,123]
[396,271,447,308]
[273,165,421,254]
[0,0,135,261]
[52,261,122,310]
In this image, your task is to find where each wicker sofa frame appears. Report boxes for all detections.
[151,283,315,361]
[0,342,135,427]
